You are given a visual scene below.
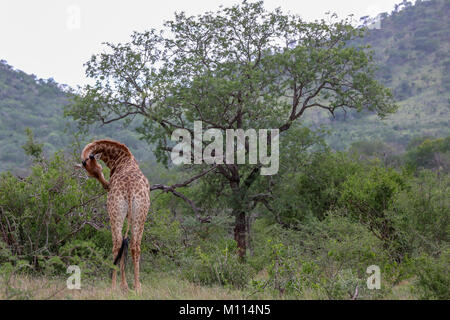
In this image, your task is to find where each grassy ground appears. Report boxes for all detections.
[0,272,417,300]
[0,272,278,300]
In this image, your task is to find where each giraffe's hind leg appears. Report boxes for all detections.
[130,199,149,294]
[108,197,128,292]
[119,240,129,292]
[110,227,122,291]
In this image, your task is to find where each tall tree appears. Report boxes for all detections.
[66,0,397,258]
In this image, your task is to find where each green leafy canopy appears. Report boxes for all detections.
[66,0,397,166]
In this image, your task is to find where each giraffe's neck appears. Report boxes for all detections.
[81,140,136,176]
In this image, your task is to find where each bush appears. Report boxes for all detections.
[43,240,112,279]
[412,37,439,53]
[182,239,254,289]
[405,136,450,172]
[389,170,449,255]
[339,165,408,258]
[0,152,109,275]
[249,214,393,299]
[140,209,183,271]
[412,248,450,300]
[270,151,362,223]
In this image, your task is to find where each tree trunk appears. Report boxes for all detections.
[246,213,253,257]
[229,170,254,260]
[234,211,247,260]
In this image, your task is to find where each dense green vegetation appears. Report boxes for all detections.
[0,0,449,300]
[1,131,448,299]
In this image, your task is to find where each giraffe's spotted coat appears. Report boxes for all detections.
[81,139,150,293]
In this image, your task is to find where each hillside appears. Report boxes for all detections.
[0,61,70,171]
[0,60,157,174]
[0,0,449,171]
[305,0,450,150]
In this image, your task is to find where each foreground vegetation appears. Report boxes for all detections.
[0,271,419,300]
[1,133,448,300]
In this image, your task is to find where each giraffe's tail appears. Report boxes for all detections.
[113,196,132,267]
[113,237,129,266]
[114,196,132,266]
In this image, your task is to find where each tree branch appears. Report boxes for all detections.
[150,165,219,223]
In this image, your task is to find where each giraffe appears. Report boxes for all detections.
[79,139,150,293]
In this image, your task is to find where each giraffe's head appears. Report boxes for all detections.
[80,153,109,190]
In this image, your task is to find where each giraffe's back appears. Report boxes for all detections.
[108,164,150,223]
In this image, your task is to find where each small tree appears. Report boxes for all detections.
[66,1,397,258]
[22,128,44,161]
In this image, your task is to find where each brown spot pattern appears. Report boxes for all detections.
[80,139,150,293]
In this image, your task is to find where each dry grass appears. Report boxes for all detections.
[0,273,276,300]
[385,280,417,300]
[0,271,419,300]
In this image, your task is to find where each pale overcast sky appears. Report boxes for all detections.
[0,0,401,88]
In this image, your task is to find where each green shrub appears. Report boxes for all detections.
[0,241,33,299]
[140,209,183,271]
[270,151,362,223]
[412,248,450,300]
[182,239,254,289]
[388,170,449,255]
[339,165,408,258]
[0,152,109,275]
[43,240,112,279]
[249,214,393,299]
[405,136,450,172]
